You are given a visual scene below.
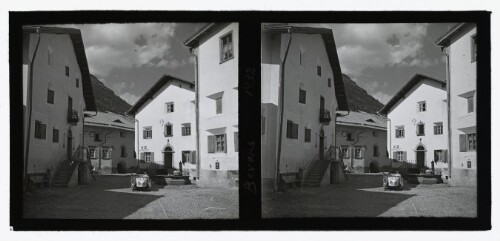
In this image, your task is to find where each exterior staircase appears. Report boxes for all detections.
[52,160,78,187]
[302,146,335,187]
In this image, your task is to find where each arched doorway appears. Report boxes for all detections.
[416,145,425,168]
[163,146,173,169]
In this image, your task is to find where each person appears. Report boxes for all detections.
[342,160,349,181]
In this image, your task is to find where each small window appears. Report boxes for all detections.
[299,50,302,66]
[418,101,426,112]
[286,120,299,139]
[65,66,70,76]
[143,127,152,139]
[182,151,192,164]
[317,66,322,76]
[89,146,96,159]
[94,133,102,142]
[121,145,127,158]
[216,134,226,152]
[216,97,223,114]
[47,89,54,104]
[101,147,111,160]
[467,96,474,113]
[373,145,379,157]
[143,152,153,162]
[395,151,405,161]
[471,34,477,62]
[328,78,331,88]
[434,150,445,162]
[416,122,425,136]
[299,88,307,104]
[341,146,349,158]
[182,123,191,136]
[166,102,174,113]
[164,123,173,137]
[467,161,472,169]
[373,131,378,137]
[395,126,405,138]
[76,78,79,88]
[52,128,59,143]
[354,147,363,159]
[34,120,46,139]
[434,122,443,135]
[346,132,354,141]
[220,32,234,63]
[467,133,477,151]
[304,127,311,143]
[120,132,125,138]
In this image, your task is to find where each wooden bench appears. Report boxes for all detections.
[28,172,50,188]
[279,172,302,190]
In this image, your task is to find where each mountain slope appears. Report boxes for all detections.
[342,74,384,114]
[89,75,132,115]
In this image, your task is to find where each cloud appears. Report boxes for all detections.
[373,91,392,105]
[120,92,140,105]
[74,23,178,77]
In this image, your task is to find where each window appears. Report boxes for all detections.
[164,123,173,137]
[418,101,426,112]
[182,151,192,164]
[286,120,299,139]
[261,115,266,135]
[467,161,472,169]
[120,132,125,138]
[76,78,79,88]
[52,128,59,143]
[467,96,474,113]
[459,133,477,152]
[234,132,239,152]
[143,127,152,139]
[434,122,443,135]
[467,133,477,151]
[395,151,406,161]
[47,89,54,104]
[208,134,227,153]
[166,102,174,113]
[299,50,302,66]
[341,146,349,158]
[142,152,154,162]
[328,78,331,88]
[34,120,46,139]
[395,126,405,138]
[94,133,102,142]
[471,34,477,62]
[220,32,233,62]
[434,150,446,162]
[89,146,96,159]
[416,122,425,136]
[182,123,191,136]
[216,97,223,114]
[373,145,379,157]
[346,132,354,141]
[373,131,378,137]
[354,147,363,159]
[121,145,127,158]
[65,66,69,76]
[101,147,111,160]
[304,127,311,143]
[299,88,306,104]
[317,66,322,76]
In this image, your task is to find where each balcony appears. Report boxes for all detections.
[67,109,80,124]
[319,108,332,124]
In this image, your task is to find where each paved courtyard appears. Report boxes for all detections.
[23,175,239,219]
[263,176,477,218]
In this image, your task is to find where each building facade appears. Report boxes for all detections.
[84,111,135,174]
[260,25,349,189]
[23,26,96,181]
[436,23,477,186]
[185,23,239,188]
[380,74,449,176]
[336,111,389,173]
[127,75,197,180]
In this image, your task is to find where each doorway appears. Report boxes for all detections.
[164,146,173,169]
[416,145,425,168]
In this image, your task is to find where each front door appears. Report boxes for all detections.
[416,145,425,168]
[164,146,173,169]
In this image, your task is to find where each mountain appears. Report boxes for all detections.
[342,74,384,114]
[89,75,132,115]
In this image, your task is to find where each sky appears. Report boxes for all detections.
[60,23,206,105]
[64,23,455,106]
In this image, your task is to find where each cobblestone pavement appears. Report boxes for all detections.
[24,175,239,219]
[262,179,477,218]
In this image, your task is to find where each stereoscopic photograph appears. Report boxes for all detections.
[261,23,478,218]
[21,22,239,219]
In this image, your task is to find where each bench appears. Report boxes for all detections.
[28,172,50,188]
[279,172,302,190]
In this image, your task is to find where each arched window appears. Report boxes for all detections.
[164,123,173,137]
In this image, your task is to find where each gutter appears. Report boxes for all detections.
[189,48,201,181]
[442,46,452,180]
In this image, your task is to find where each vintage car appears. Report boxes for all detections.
[383,172,404,190]
[131,173,152,191]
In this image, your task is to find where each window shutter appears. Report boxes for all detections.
[403,151,407,162]
[182,152,186,163]
[234,132,239,152]
[223,133,227,153]
[140,152,144,160]
[191,151,196,164]
[459,134,467,152]
[293,123,299,139]
[444,150,448,163]
[151,152,154,162]
[393,152,397,160]
[143,129,146,139]
[208,136,216,153]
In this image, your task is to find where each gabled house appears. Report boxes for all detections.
[379,74,448,177]
[185,23,239,188]
[127,75,197,180]
[261,25,349,189]
[436,23,477,186]
[336,111,389,173]
[83,111,135,174]
[23,26,96,187]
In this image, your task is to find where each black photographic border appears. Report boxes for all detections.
[10,10,491,231]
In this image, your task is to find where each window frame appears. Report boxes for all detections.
[328,78,331,88]
[434,122,443,135]
[395,126,405,138]
[65,66,70,77]
[373,145,379,157]
[166,102,174,113]
[416,122,425,136]
[89,146,97,159]
[341,146,349,158]
[164,123,173,137]
[76,78,79,88]
[120,145,127,158]
[317,65,322,76]
[215,96,223,114]
[304,127,311,143]
[299,88,307,104]
[143,127,152,139]
[52,128,59,143]
[467,133,477,151]
[215,134,226,153]
[354,146,363,159]
[47,89,55,104]
[418,101,426,112]
[182,123,191,136]
[219,31,234,63]
[34,120,46,139]
[286,120,299,139]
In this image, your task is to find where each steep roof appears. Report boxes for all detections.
[337,111,387,131]
[84,111,134,131]
[261,25,349,111]
[23,26,96,111]
[126,74,194,116]
[435,23,475,47]
[184,23,219,48]
[379,74,446,115]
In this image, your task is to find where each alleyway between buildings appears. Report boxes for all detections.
[262,175,477,218]
[23,175,238,219]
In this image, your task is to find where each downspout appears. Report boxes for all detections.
[190,48,201,180]
[442,46,452,180]
[135,119,140,168]
[387,118,392,166]
[275,31,293,191]
[24,28,42,189]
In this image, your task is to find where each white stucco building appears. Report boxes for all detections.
[336,111,389,173]
[379,74,449,176]
[23,26,96,184]
[83,111,135,174]
[261,25,349,189]
[436,23,477,186]
[127,75,197,179]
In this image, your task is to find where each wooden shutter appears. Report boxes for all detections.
[182,151,186,163]
[444,150,448,163]
[140,152,144,161]
[403,151,407,162]
[208,135,216,153]
[393,152,397,160]
[234,132,239,152]
[223,133,227,153]
[143,129,146,139]
[434,150,438,162]
[191,151,196,164]
[150,152,154,162]
[459,134,467,152]
[293,123,299,139]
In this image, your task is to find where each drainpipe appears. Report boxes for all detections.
[189,48,201,180]
[24,28,42,190]
[387,118,392,167]
[442,46,452,180]
[134,119,140,168]
[274,31,293,191]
